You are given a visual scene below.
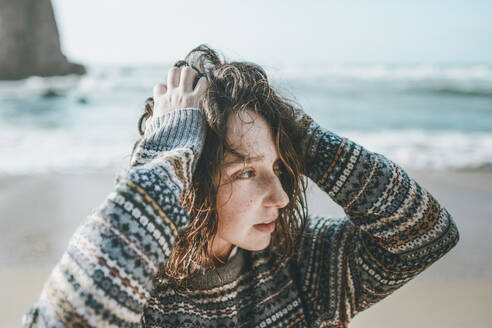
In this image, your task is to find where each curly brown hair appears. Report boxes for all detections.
[135,45,308,288]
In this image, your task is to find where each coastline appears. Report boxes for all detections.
[1,169,491,327]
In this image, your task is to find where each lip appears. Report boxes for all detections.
[257,216,278,225]
[253,220,276,233]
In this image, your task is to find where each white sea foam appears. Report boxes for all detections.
[269,63,492,82]
[343,130,492,170]
[1,63,491,99]
[0,126,134,175]
[269,63,492,96]
[1,126,491,175]
[0,63,490,174]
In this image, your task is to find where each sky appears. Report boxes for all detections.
[51,0,492,66]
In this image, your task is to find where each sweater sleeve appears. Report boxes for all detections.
[22,108,207,327]
[294,110,460,325]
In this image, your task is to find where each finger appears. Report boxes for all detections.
[180,66,198,92]
[193,76,209,96]
[153,83,167,99]
[168,66,181,89]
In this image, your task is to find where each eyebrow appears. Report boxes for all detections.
[222,147,265,167]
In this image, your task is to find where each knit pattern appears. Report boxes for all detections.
[23,107,459,327]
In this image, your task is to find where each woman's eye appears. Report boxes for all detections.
[237,169,255,179]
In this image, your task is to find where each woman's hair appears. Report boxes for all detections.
[134,45,308,287]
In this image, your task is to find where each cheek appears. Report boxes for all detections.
[215,181,273,251]
[216,183,258,230]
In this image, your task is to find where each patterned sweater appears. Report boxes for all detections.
[23,108,459,327]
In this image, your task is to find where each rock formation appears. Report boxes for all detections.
[0,0,85,80]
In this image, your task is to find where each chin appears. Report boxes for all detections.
[243,236,272,251]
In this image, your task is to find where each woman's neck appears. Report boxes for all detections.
[211,237,233,265]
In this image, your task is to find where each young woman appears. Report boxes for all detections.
[24,45,459,327]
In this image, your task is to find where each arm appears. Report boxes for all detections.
[23,67,208,327]
[294,110,460,324]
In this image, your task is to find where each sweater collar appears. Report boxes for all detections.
[189,247,246,288]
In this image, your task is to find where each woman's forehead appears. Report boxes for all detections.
[225,110,275,156]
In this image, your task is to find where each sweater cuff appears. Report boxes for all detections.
[294,108,326,165]
[304,122,325,164]
[132,108,206,165]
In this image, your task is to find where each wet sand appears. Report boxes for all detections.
[1,170,491,327]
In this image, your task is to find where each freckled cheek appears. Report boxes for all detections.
[216,183,261,227]
[221,193,254,218]
[231,183,263,212]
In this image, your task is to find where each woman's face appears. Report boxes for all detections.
[212,110,289,261]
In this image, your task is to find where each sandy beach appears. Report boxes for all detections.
[1,169,491,327]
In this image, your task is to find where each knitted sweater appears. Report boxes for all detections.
[23,108,459,328]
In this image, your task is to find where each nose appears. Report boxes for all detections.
[263,174,289,209]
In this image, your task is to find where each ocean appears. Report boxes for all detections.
[1,63,491,174]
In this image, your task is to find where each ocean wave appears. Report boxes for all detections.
[270,63,492,98]
[342,130,492,171]
[271,63,492,81]
[0,127,491,175]
[0,126,135,175]
[1,63,491,100]
[0,65,162,100]
[406,87,492,98]
[0,63,490,175]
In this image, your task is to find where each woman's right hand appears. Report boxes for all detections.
[152,66,208,116]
